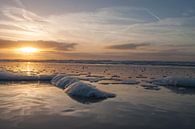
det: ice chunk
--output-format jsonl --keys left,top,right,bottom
{"left": 65, "top": 82, "right": 115, "bottom": 99}
{"left": 151, "top": 76, "right": 195, "bottom": 87}
{"left": 50, "top": 74, "right": 116, "bottom": 101}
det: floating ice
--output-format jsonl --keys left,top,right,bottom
{"left": 51, "top": 74, "right": 116, "bottom": 100}
{"left": 151, "top": 76, "right": 195, "bottom": 88}
{"left": 65, "top": 81, "right": 115, "bottom": 99}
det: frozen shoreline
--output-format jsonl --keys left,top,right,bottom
{"left": 0, "top": 62, "right": 195, "bottom": 129}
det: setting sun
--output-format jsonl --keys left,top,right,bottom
{"left": 18, "top": 47, "right": 39, "bottom": 53}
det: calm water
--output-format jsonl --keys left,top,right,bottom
{"left": 0, "top": 62, "right": 195, "bottom": 129}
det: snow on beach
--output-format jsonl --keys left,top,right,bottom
{"left": 0, "top": 71, "right": 116, "bottom": 100}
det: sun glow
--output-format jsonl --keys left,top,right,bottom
{"left": 18, "top": 47, "right": 39, "bottom": 53}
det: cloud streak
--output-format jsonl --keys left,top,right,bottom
{"left": 0, "top": 6, "right": 163, "bottom": 42}
{"left": 106, "top": 43, "right": 150, "bottom": 50}
{"left": 0, "top": 39, "right": 78, "bottom": 51}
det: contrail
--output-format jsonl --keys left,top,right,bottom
{"left": 13, "top": 0, "right": 25, "bottom": 8}
{"left": 145, "top": 9, "right": 161, "bottom": 22}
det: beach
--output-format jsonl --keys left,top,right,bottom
{"left": 0, "top": 61, "right": 195, "bottom": 129}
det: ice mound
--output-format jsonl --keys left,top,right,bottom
{"left": 65, "top": 82, "right": 115, "bottom": 98}
{"left": 0, "top": 71, "right": 53, "bottom": 81}
{"left": 151, "top": 76, "right": 195, "bottom": 88}
{"left": 51, "top": 74, "right": 116, "bottom": 100}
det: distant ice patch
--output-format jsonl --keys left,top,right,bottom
{"left": 141, "top": 83, "right": 161, "bottom": 90}
{"left": 120, "top": 80, "right": 140, "bottom": 84}
{"left": 0, "top": 71, "right": 53, "bottom": 81}
{"left": 78, "top": 76, "right": 103, "bottom": 83}
{"left": 100, "top": 79, "right": 140, "bottom": 85}
{"left": 151, "top": 76, "right": 195, "bottom": 88}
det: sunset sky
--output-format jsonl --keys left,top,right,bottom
{"left": 0, "top": 0, "right": 195, "bottom": 61}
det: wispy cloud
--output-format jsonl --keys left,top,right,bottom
{"left": 106, "top": 43, "right": 150, "bottom": 50}
{"left": 0, "top": 6, "right": 161, "bottom": 42}
{"left": 2, "top": 7, "right": 46, "bottom": 22}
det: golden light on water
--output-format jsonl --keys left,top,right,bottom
{"left": 18, "top": 47, "right": 39, "bottom": 54}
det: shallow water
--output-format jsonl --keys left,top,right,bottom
{"left": 0, "top": 62, "right": 195, "bottom": 129}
